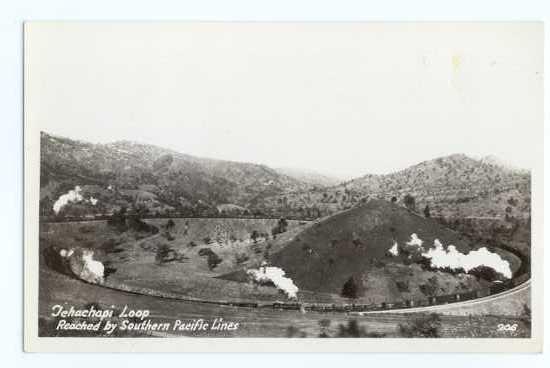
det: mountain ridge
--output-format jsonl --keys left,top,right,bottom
{"left": 39, "top": 131, "right": 313, "bottom": 217}
{"left": 40, "top": 132, "right": 530, "bottom": 227}
{"left": 251, "top": 152, "right": 530, "bottom": 221}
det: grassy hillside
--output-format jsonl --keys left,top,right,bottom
{"left": 253, "top": 154, "right": 530, "bottom": 221}
{"left": 274, "top": 167, "right": 344, "bottom": 188}
{"left": 269, "top": 200, "right": 521, "bottom": 304}
{"left": 40, "top": 203, "right": 522, "bottom": 306}
{"left": 40, "top": 132, "right": 312, "bottom": 218}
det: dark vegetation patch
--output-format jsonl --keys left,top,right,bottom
{"left": 418, "top": 276, "right": 439, "bottom": 297}
{"left": 155, "top": 243, "right": 188, "bottom": 264}
{"left": 341, "top": 276, "right": 360, "bottom": 299}
{"left": 395, "top": 280, "right": 410, "bottom": 293}
{"left": 198, "top": 248, "right": 223, "bottom": 270}
{"left": 468, "top": 265, "right": 505, "bottom": 282}
{"left": 335, "top": 320, "right": 386, "bottom": 338}
{"left": 398, "top": 313, "right": 442, "bottom": 338}
{"left": 107, "top": 207, "right": 159, "bottom": 235}
{"left": 234, "top": 252, "right": 250, "bottom": 265}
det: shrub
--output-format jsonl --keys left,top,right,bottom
{"left": 250, "top": 230, "right": 260, "bottom": 243}
{"left": 469, "top": 265, "right": 502, "bottom": 282}
{"left": 423, "top": 204, "right": 431, "bottom": 218}
{"left": 341, "top": 276, "right": 360, "bottom": 299}
{"left": 128, "top": 216, "right": 159, "bottom": 234}
{"left": 198, "top": 248, "right": 222, "bottom": 270}
{"left": 207, "top": 253, "right": 222, "bottom": 270}
{"left": 234, "top": 253, "right": 249, "bottom": 265}
{"left": 398, "top": 313, "right": 442, "bottom": 338}
{"left": 286, "top": 325, "right": 307, "bottom": 338}
{"left": 395, "top": 280, "right": 410, "bottom": 292}
{"left": 162, "top": 231, "right": 175, "bottom": 241}
{"left": 155, "top": 243, "right": 177, "bottom": 264}
{"left": 336, "top": 320, "right": 385, "bottom": 338}
{"left": 404, "top": 194, "right": 416, "bottom": 211}
{"left": 271, "top": 218, "right": 289, "bottom": 237}
{"left": 107, "top": 207, "right": 128, "bottom": 231}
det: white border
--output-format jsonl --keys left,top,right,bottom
{"left": 22, "top": 21, "right": 544, "bottom": 353}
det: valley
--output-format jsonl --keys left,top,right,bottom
{"left": 38, "top": 132, "right": 532, "bottom": 338}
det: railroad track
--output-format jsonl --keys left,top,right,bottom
{"left": 351, "top": 279, "right": 530, "bottom": 315}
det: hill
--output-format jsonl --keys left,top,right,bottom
{"left": 274, "top": 167, "right": 344, "bottom": 188}
{"left": 252, "top": 154, "right": 530, "bottom": 221}
{"left": 268, "top": 200, "right": 522, "bottom": 304}
{"left": 39, "top": 132, "right": 312, "bottom": 218}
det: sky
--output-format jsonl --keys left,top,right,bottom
{"left": 26, "top": 23, "right": 543, "bottom": 179}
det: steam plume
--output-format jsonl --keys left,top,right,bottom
{"left": 53, "top": 186, "right": 84, "bottom": 214}
{"left": 422, "top": 239, "right": 512, "bottom": 279}
{"left": 388, "top": 241, "right": 399, "bottom": 256}
{"left": 52, "top": 186, "right": 99, "bottom": 213}
{"left": 406, "top": 233, "right": 424, "bottom": 249}
{"left": 60, "top": 248, "right": 105, "bottom": 284}
{"left": 247, "top": 266, "right": 299, "bottom": 299}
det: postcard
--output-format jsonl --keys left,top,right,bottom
{"left": 24, "top": 22, "right": 543, "bottom": 352}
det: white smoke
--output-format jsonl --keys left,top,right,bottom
{"left": 406, "top": 233, "right": 424, "bottom": 249}
{"left": 422, "top": 239, "right": 512, "bottom": 279}
{"left": 52, "top": 186, "right": 100, "bottom": 214}
{"left": 53, "top": 186, "right": 84, "bottom": 214}
{"left": 388, "top": 241, "right": 399, "bottom": 256}
{"left": 80, "top": 250, "right": 105, "bottom": 283}
{"left": 247, "top": 266, "right": 299, "bottom": 299}
{"left": 59, "top": 249, "right": 74, "bottom": 258}
{"left": 61, "top": 248, "right": 105, "bottom": 284}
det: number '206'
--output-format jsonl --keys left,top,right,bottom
{"left": 497, "top": 323, "right": 518, "bottom": 332}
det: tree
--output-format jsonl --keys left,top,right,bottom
{"left": 318, "top": 319, "right": 332, "bottom": 338}
{"left": 341, "top": 276, "right": 360, "bottom": 299}
{"left": 404, "top": 194, "right": 416, "bottom": 211}
{"left": 272, "top": 218, "right": 289, "bottom": 237}
{"left": 423, "top": 204, "right": 431, "bottom": 218}
{"left": 251, "top": 230, "right": 260, "bottom": 243}
{"left": 155, "top": 243, "right": 176, "bottom": 264}
{"left": 107, "top": 206, "right": 128, "bottom": 231}
{"left": 198, "top": 248, "right": 223, "bottom": 270}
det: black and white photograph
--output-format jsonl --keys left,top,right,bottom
{"left": 23, "top": 22, "right": 543, "bottom": 352}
